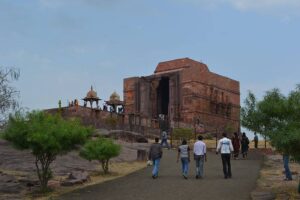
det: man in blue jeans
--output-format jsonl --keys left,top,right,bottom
{"left": 148, "top": 137, "right": 163, "bottom": 179}
{"left": 193, "top": 135, "right": 207, "bottom": 179}
{"left": 160, "top": 130, "right": 170, "bottom": 149}
{"left": 283, "top": 154, "right": 292, "bottom": 181}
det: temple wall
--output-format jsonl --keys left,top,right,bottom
{"left": 123, "top": 58, "right": 240, "bottom": 135}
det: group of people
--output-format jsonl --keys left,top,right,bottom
{"left": 231, "top": 132, "right": 252, "bottom": 159}
{"left": 148, "top": 132, "right": 238, "bottom": 180}
{"left": 148, "top": 135, "right": 208, "bottom": 179}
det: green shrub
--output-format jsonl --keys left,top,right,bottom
{"left": 203, "top": 133, "right": 214, "bottom": 140}
{"left": 172, "top": 128, "right": 193, "bottom": 140}
{"left": 80, "top": 138, "right": 121, "bottom": 174}
{"left": 105, "top": 116, "right": 118, "bottom": 130}
{"left": 3, "top": 111, "right": 92, "bottom": 191}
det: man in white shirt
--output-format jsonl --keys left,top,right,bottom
{"left": 193, "top": 135, "right": 207, "bottom": 179}
{"left": 216, "top": 132, "right": 234, "bottom": 179}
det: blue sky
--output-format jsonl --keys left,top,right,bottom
{"left": 1, "top": 0, "right": 300, "bottom": 113}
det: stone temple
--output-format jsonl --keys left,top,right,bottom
{"left": 123, "top": 58, "right": 240, "bottom": 134}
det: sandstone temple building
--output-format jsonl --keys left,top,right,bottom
{"left": 123, "top": 58, "right": 240, "bottom": 134}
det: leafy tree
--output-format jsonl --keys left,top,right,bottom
{"left": 0, "top": 67, "right": 20, "bottom": 125}
{"left": 241, "top": 91, "right": 271, "bottom": 148}
{"left": 80, "top": 138, "right": 121, "bottom": 174}
{"left": 3, "top": 111, "right": 92, "bottom": 191}
{"left": 241, "top": 86, "right": 300, "bottom": 160}
{"left": 242, "top": 86, "right": 300, "bottom": 193}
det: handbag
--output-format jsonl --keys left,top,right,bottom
{"left": 147, "top": 160, "right": 153, "bottom": 166}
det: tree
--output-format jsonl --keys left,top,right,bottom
{"left": 242, "top": 87, "right": 300, "bottom": 192}
{"left": 0, "top": 67, "right": 20, "bottom": 125}
{"left": 3, "top": 111, "right": 93, "bottom": 191}
{"left": 241, "top": 91, "right": 270, "bottom": 148}
{"left": 172, "top": 128, "right": 193, "bottom": 146}
{"left": 80, "top": 138, "right": 121, "bottom": 174}
{"left": 241, "top": 87, "right": 300, "bottom": 160}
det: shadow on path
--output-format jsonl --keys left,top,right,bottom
{"left": 58, "top": 149, "right": 263, "bottom": 200}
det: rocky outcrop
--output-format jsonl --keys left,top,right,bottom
{"left": 61, "top": 171, "right": 90, "bottom": 186}
{"left": 109, "top": 130, "right": 148, "bottom": 143}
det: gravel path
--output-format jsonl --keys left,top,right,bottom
{"left": 59, "top": 149, "right": 263, "bottom": 200}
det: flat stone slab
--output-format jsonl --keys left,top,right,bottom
{"left": 0, "top": 182, "right": 23, "bottom": 194}
{"left": 61, "top": 171, "right": 90, "bottom": 186}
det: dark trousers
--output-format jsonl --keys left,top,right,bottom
{"left": 221, "top": 154, "right": 232, "bottom": 178}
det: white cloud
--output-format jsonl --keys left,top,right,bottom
{"left": 175, "top": 0, "right": 300, "bottom": 15}
{"left": 228, "top": 0, "right": 300, "bottom": 11}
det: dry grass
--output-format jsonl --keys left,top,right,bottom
{"left": 25, "top": 161, "right": 147, "bottom": 200}
{"left": 0, "top": 168, "right": 28, "bottom": 177}
{"left": 256, "top": 154, "right": 300, "bottom": 199}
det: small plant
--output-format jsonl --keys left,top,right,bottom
{"left": 224, "top": 123, "right": 235, "bottom": 135}
{"left": 80, "top": 138, "right": 121, "bottom": 174}
{"left": 172, "top": 128, "right": 193, "bottom": 141}
{"left": 105, "top": 116, "right": 118, "bottom": 130}
{"left": 203, "top": 133, "right": 213, "bottom": 140}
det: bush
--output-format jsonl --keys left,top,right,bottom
{"left": 80, "top": 138, "right": 121, "bottom": 174}
{"left": 105, "top": 116, "right": 118, "bottom": 130}
{"left": 172, "top": 128, "right": 193, "bottom": 140}
{"left": 202, "top": 133, "right": 214, "bottom": 140}
{"left": 3, "top": 111, "right": 93, "bottom": 191}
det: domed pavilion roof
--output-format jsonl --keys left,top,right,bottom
{"left": 110, "top": 91, "right": 120, "bottom": 101}
{"left": 106, "top": 91, "right": 124, "bottom": 106}
{"left": 83, "top": 86, "right": 100, "bottom": 100}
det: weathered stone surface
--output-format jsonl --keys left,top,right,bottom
{"left": 0, "top": 182, "right": 23, "bottom": 193}
{"left": 0, "top": 194, "right": 23, "bottom": 200}
{"left": 109, "top": 130, "right": 148, "bottom": 143}
{"left": 61, "top": 171, "right": 90, "bottom": 187}
{"left": 61, "top": 179, "right": 84, "bottom": 186}
{"left": 18, "top": 177, "right": 39, "bottom": 187}
{"left": 276, "top": 192, "right": 290, "bottom": 200}
{"left": 69, "top": 171, "right": 90, "bottom": 182}
{"left": 0, "top": 173, "right": 16, "bottom": 183}
{"left": 136, "top": 137, "right": 148, "bottom": 143}
{"left": 124, "top": 58, "right": 240, "bottom": 134}
{"left": 0, "top": 139, "right": 97, "bottom": 176}
{"left": 137, "top": 150, "right": 147, "bottom": 161}
{"left": 0, "top": 138, "right": 148, "bottom": 198}
{"left": 251, "top": 191, "right": 276, "bottom": 200}
{"left": 93, "top": 128, "right": 110, "bottom": 137}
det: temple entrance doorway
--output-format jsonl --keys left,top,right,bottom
{"left": 157, "top": 77, "right": 170, "bottom": 117}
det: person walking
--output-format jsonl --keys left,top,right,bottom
{"left": 177, "top": 139, "right": 190, "bottom": 179}
{"left": 216, "top": 133, "right": 234, "bottom": 179}
{"left": 148, "top": 137, "right": 163, "bottom": 179}
{"left": 160, "top": 130, "right": 170, "bottom": 149}
{"left": 241, "top": 132, "right": 250, "bottom": 159}
{"left": 232, "top": 132, "right": 240, "bottom": 159}
{"left": 283, "top": 154, "right": 293, "bottom": 181}
{"left": 253, "top": 132, "right": 258, "bottom": 149}
{"left": 193, "top": 135, "right": 207, "bottom": 179}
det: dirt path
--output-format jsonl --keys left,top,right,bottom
{"left": 59, "top": 149, "right": 263, "bottom": 200}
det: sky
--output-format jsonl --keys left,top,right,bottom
{"left": 1, "top": 0, "right": 300, "bottom": 115}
